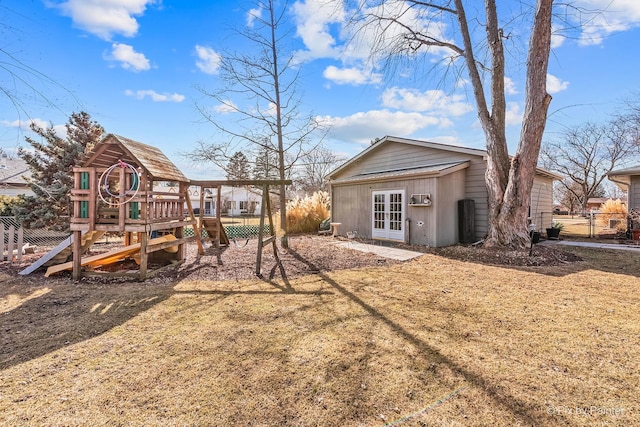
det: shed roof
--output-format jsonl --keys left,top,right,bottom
{"left": 328, "top": 135, "right": 562, "bottom": 181}
{"left": 330, "top": 161, "right": 470, "bottom": 185}
{"left": 81, "top": 134, "right": 188, "bottom": 182}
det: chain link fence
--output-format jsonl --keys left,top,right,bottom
{"left": 538, "top": 212, "right": 630, "bottom": 239}
{"left": 1, "top": 216, "right": 69, "bottom": 247}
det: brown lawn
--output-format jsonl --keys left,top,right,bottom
{"left": 0, "top": 237, "right": 638, "bottom": 426}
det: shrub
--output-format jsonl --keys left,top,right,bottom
{"left": 286, "top": 191, "right": 330, "bottom": 234}
{"left": 597, "top": 199, "right": 627, "bottom": 231}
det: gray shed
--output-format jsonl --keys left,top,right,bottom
{"left": 328, "top": 136, "right": 560, "bottom": 247}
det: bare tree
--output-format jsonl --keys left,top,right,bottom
{"left": 188, "top": 0, "right": 327, "bottom": 247}
{"left": 352, "top": 0, "right": 554, "bottom": 248}
{"left": 295, "top": 146, "right": 346, "bottom": 195}
{"left": 542, "top": 120, "right": 640, "bottom": 213}
{"left": 1, "top": 4, "right": 75, "bottom": 120}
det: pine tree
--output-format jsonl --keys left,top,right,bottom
{"left": 16, "top": 111, "right": 104, "bottom": 230}
{"left": 226, "top": 151, "right": 250, "bottom": 181}
{"left": 251, "top": 146, "right": 279, "bottom": 181}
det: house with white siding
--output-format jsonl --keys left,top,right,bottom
{"left": 328, "top": 136, "right": 560, "bottom": 247}
{"left": 0, "top": 153, "right": 34, "bottom": 198}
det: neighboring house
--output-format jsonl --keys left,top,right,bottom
{"left": 585, "top": 197, "right": 627, "bottom": 212}
{"left": 0, "top": 153, "right": 34, "bottom": 197}
{"left": 609, "top": 166, "right": 640, "bottom": 212}
{"left": 328, "top": 136, "right": 561, "bottom": 247}
{"left": 157, "top": 184, "right": 262, "bottom": 216}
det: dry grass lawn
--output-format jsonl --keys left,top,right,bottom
{"left": 1, "top": 242, "right": 639, "bottom": 426}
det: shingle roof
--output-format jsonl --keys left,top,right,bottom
{"left": 81, "top": 134, "right": 188, "bottom": 183}
{"left": 0, "top": 154, "right": 31, "bottom": 186}
{"left": 330, "top": 161, "right": 470, "bottom": 184}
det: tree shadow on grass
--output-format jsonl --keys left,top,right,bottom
{"left": 0, "top": 275, "right": 176, "bottom": 371}
{"left": 284, "top": 246, "right": 569, "bottom": 426}
{"left": 0, "top": 243, "right": 331, "bottom": 372}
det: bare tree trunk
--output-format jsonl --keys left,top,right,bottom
{"left": 458, "top": 0, "right": 553, "bottom": 248}
{"left": 484, "top": 0, "right": 553, "bottom": 248}
{"left": 266, "top": 0, "right": 289, "bottom": 249}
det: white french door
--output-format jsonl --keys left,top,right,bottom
{"left": 372, "top": 190, "right": 405, "bottom": 241}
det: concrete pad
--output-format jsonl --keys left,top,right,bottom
{"left": 331, "top": 240, "right": 424, "bottom": 261}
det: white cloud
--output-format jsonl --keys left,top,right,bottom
{"left": 505, "top": 102, "right": 523, "bottom": 126}
{"left": 551, "top": 24, "right": 566, "bottom": 49}
{"left": 105, "top": 43, "right": 151, "bottom": 71}
{"left": 323, "top": 65, "right": 382, "bottom": 86}
{"left": 292, "top": 0, "right": 345, "bottom": 61}
{"left": 247, "top": 7, "right": 263, "bottom": 27}
{"left": 381, "top": 87, "right": 473, "bottom": 117}
{"left": 546, "top": 73, "right": 569, "bottom": 94}
{"left": 214, "top": 101, "right": 238, "bottom": 114}
{"left": 317, "top": 109, "right": 449, "bottom": 144}
{"left": 124, "top": 89, "right": 185, "bottom": 102}
{"left": 195, "top": 45, "right": 221, "bottom": 75}
{"left": 504, "top": 77, "right": 518, "bottom": 95}
{"left": 569, "top": 0, "right": 640, "bottom": 45}
{"left": 52, "top": 0, "right": 156, "bottom": 40}
{"left": 1, "top": 119, "right": 66, "bottom": 136}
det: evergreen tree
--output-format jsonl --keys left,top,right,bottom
{"left": 226, "top": 151, "right": 250, "bottom": 181}
{"left": 16, "top": 111, "right": 104, "bottom": 230}
{"left": 251, "top": 146, "right": 279, "bottom": 181}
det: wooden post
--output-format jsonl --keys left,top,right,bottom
{"left": 72, "top": 230, "right": 82, "bottom": 280}
{"left": 118, "top": 165, "right": 126, "bottom": 231}
{"left": 184, "top": 184, "right": 204, "bottom": 255}
{"left": 256, "top": 184, "right": 278, "bottom": 275}
{"left": 256, "top": 186, "right": 267, "bottom": 275}
{"left": 216, "top": 186, "right": 222, "bottom": 249}
{"left": 139, "top": 231, "right": 149, "bottom": 280}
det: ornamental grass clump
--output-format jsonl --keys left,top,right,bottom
{"left": 597, "top": 198, "right": 627, "bottom": 231}
{"left": 286, "top": 191, "right": 330, "bottom": 234}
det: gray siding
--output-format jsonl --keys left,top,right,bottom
{"left": 463, "top": 158, "right": 488, "bottom": 240}
{"left": 333, "top": 142, "right": 477, "bottom": 178}
{"left": 530, "top": 176, "right": 554, "bottom": 230}
{"left": 434, "top": 169, "right": 466, "bottom": 246}
{"left": 630, "top": 176, "right": 640, "bottom": 210}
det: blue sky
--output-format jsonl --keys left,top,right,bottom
{"left": 2, "top": 0, "right": 640, "bottom": 179}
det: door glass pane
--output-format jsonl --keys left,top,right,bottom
{"left": 389, "top": 193, "right": 402, "bottom": 231}
{"left": 373, "top": 193, "right": 385, "bottom": 230}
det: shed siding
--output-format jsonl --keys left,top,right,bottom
{"left": 630, "top": 176, "right": 640, "bottom": 210}
{"left": 463, "top": 158, "right": 489, "bottom": 240}
{"left": 332, "top": 142, "right": 476, "bottom": 179}
{"left": 332, "top": 177, "right": 441, "bottom": 245}
{"left": 435, "top": 169, "right": 466, "bottom": 246}
{"left": 530, "top": 176, "right": 554, "bottom": 230}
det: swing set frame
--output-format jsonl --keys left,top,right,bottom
{"left": 187, "top": 179, "right": 291, "bottom": 275}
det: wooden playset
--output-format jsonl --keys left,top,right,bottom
{"left": 20, "top": 134, "right": 291, "bottom": 280}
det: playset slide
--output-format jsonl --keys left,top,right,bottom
{"left": 44, "top": 235, "right": 178, "bottom": 277}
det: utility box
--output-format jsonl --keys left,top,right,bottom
{"left": 458, "top": 198, "right": 475, "bottom": 244}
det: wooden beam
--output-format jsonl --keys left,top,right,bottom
{"left": 190, "top": 179, "right": 292, "bottom": 187}
{"left": 183, "top": 184, "right": 204, "bottom": 255}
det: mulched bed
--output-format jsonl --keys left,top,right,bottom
{"left": 427, "top": 243, "right": 583, "bottom": 267}
{"left": 1, "top": 235, "right": 583, "bottom": 284}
